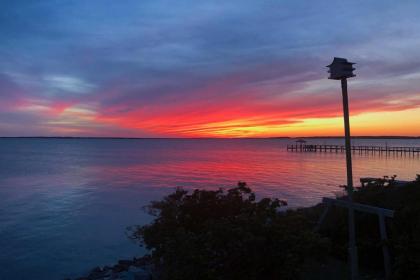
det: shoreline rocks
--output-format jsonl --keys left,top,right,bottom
{"left": 70, "top": 255, "right": 155, "bottom": 280}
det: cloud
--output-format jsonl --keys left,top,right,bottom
{"left": 1, "top": 1, "right": 420, "bottom": 136}
{"left": 43, "top": 75, "right": 96, "bottom": 94}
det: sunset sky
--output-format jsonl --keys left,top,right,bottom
{"left": 1, "top": 1, "right": 420, "bottom": 137}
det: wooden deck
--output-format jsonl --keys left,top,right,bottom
{"left": 287, "top": 144, "right": 420, "bottom": 155}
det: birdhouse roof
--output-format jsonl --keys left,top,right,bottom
{"left": 327, "top": 57, "right": 355, "bottom": 67}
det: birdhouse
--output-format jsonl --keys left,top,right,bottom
{"left": 327, "top": 57, "right": 356, "bottom": 80}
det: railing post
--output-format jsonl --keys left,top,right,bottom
{"left": 378, "top": 214, "right": 391, "bottom": 280}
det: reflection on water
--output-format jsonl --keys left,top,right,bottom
{"left": 0, "top": 138, "right": 419, "bottom": 279}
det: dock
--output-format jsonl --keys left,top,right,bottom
{"left": 287, "top": 144, "right": 420, "bottom": 156}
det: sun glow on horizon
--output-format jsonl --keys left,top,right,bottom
{"left": 88, "top": 107, "right": 420, "bottom": 138}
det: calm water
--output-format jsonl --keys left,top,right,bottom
{"left": 0, "top": 138, "right": 419, "bottom": 279}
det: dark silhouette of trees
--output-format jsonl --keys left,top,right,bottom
{"left": 130, "top": 182, "right": 328, "bottom": 280}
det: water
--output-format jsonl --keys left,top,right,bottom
{"left": 0, "top": 138, "right": 419, "bottom": 279}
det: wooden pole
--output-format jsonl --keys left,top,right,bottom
{"left": 341, "top": 78, "right": 359, "bottom": 279}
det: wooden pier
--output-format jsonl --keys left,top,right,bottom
{"left": 287, "top": 144, "right": 420, "bottom": 156}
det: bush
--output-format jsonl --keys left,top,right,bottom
{"left": 318, "top": 180, "right": 420, "bottom": 279}
{"left": 130, "top": 183, "right": 328, "bottom": 280}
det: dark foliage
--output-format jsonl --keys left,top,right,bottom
{"left": 319, "top": 180, "right": 420, "bottom": 279}
{"left": 131, "top": 183, "right": 328, "bottom": 280}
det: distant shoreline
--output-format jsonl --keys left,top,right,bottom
{"left": 1, "top": 136, "right": 420, "bottom": 140}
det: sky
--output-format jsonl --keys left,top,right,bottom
{"left": 1, "top": 0, "right": 420, "bottom": 137}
